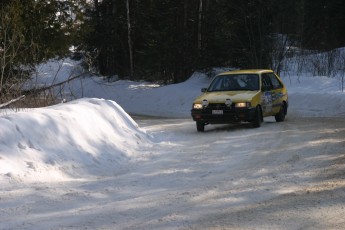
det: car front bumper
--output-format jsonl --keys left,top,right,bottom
{"left": 191, "top": 106, "right": 256, "bottom": 124}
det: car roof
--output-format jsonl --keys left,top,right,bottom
{"left": 218, "top": 69, "right": 274, "bottom": 75}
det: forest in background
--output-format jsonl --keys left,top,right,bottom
{"left": 1, "top": 0, "right": 345, "bottom": 104}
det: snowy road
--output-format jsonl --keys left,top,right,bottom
{"left": 2, "top": 116, "right": 345, "bottom": 230}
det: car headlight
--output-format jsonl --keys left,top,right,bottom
{"left": 193, "top": 103, "right": 203, "bottom": 109}
{"left": 235, "top": 102, "right": 251, "bottom": 108}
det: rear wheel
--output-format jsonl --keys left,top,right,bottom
{"left": 252, "top": 106, "right": 262, "bottom": 128}
{"left": 196, "top": 122, "right": 205, "bottom": 132}
{"left": 275, "top": 104, "right": 286, "bottom": 122}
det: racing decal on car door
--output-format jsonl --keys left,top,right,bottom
{"left": 271, "top": 92, "right": 285, "bottom": 109}
{"left": 262, "top": 91, "right": 273, "bottom": 113}
{"left": 272, "top": 92, "right": 283, "bottom": 102}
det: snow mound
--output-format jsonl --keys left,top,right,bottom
{"left": 0, "top": 98, "right": 152, "bottom": 184}
{"left": 283, "top": 75, "right": 345, "bottom": 117}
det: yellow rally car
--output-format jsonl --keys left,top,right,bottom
{"left": 191, "top": 69, "right": 288, "bottom": 132}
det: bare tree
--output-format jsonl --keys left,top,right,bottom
{"left": 198, "top": 0, "right": 203, "bottom": 51}
{"left": 0, "top": 1, "right": 26, "bottom": 102}
{"left": 126, "top": 0, "right": 134, "bottom": 80}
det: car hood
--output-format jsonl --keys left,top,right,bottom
{"left": 194, "top": 91, "right": 260, "bottom": 103}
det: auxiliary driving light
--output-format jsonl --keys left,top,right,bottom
{"left": 202, "top": 99, "right": 209, "bottom": 107}
{"left": 225, "top": 98, "right": 232, "bottom": 107}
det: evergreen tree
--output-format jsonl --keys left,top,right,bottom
{"left": 0, "top": 0, "right": 87, "bottom": 101}
{"left": 302, "top": 0, "right": 345, "bottom": 50}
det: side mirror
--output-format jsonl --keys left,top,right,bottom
{"left": 201, "top": 88, "right": 207, "bottom": 92}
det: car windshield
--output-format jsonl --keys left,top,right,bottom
{"left": 207, "top": 74, "right": 259, "bottom": 92}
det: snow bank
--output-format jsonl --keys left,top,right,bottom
{"left": 26, "top": 58, "right": 345, "bottom": 118}
{"left": 282, "top": 75, "right": 345, "bottom": 117}
{"left": 51, "top": 71, "right": 212, "bottom": 118}
{"left": 0, "top": 98, "right": 152, "bottom": 184}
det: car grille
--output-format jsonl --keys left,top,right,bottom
{"left": 205, "top": 103, "right": 234, "bottom": 110}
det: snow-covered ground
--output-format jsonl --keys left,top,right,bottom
{"left": 1, "top": 59, "right": 345, "bottom": 229}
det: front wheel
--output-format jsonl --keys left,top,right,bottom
{"left": 275, "top": 105, "right": 286, "bottom": 122}
{"left": 252, "top": 106, "right": 262, "bottom": 128}
{"left": 196, "top": 122, "right": 205, "bottom": 132}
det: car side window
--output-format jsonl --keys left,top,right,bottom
{"left": 262, "top": 74, "right": 273, "bottom": 91}
{"left": 268, "top": 73, "right": 283, "bottom": 89}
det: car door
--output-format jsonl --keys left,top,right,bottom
{"left": 261, "top": 74, "right": 274, "bottom": 116}
{"left": 268, "top": 73, "right": 285, "bottom": 114}
{"left": 262, "top": 73, "right": 285, "bottom": 115}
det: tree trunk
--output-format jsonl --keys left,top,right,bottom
{"left": 198, "top": 0, "right": 203, "bottom": 51}
{"left": 126, "top": 0, "right": 134, "bottom": 80}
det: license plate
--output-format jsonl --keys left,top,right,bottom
{"left": 212, "top": 110, "right": 223, "bottom": 115}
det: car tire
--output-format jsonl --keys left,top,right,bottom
{"left": 252, "top": 106, "right": 262, "bottom": 128}
{"left": 196, "top": 122, "right": 205, "bottom": 132}
{"left": 275, "top": 104, "right": 286, "bottom": 122}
